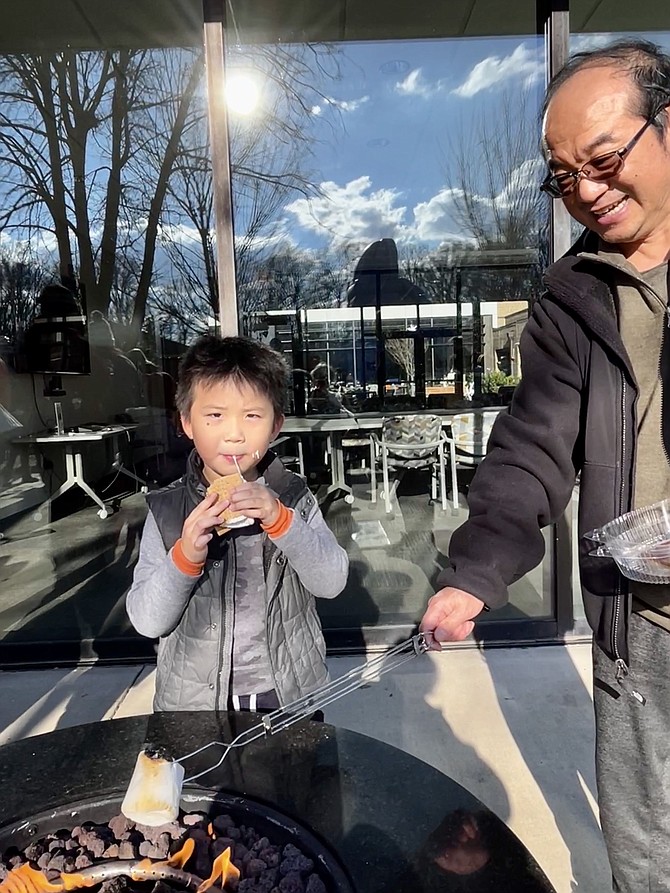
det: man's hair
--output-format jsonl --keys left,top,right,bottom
{"left": 176, "top": 334, "right": 287, "bottom": 420}
{"left": 543, "top": 38, "right": 670, "bottom": 136}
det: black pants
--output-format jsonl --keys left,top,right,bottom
{"left": 594, "top": 612, "right": 670, "bottom": 892}
{"left": 228, "top": 690, "right": 324, "bottom": 722}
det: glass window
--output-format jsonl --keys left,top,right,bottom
{"left": 0, "top": 5, "right": 211, "bottom": 662}
{"left": 228, "top": 14, "right": 553, "bottom": 645}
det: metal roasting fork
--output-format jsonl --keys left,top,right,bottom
{"left": 178, "top": 633, "right": 431, "bottom": 782}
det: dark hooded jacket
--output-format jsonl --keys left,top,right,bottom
{"left": 436, "top": 231, "right": 652, "bottom": 666}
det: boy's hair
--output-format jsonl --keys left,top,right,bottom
{"left": 176, "top": 335, "right": 288, "bottom": 421}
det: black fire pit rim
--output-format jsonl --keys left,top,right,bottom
{"left": 0, "top": 786, "right": 357, "bottom": 893}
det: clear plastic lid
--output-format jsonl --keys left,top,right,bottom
{"left": 584, "top": 499, "right": 670, "bottom": 584}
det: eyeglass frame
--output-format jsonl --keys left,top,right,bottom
{"left": 539, "top": 116, "right": 658, "bottom": 199}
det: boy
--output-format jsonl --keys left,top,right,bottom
{"left": 126, "top": 335, "right": 349, "bottom": 712}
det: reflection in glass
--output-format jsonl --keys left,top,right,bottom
{"left": 231, "top": 29, "right": 553, "bottom": 644}
{"left": 0, "top": 20, "right": 211, "bottom": 661}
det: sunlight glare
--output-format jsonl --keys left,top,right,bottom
{"left": 225, "top": 73, "right": 260, "bottom": 115}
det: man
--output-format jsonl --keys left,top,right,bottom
{"left": 420, "top": 39, "right": 670, "bottom": 891}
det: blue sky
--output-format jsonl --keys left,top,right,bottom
{"left": 228, "top": 31, "right": 670, "bottom": 257}
{"left": 247, "top": 36, "right": 546, "bottom": 252}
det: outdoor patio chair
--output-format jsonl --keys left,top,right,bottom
{"left": 370, "top": 414, "right": 458, "bottom": 514}
{"left": 271, "top": 434, "right": 305, "bottom": 477}
{"left": 445, "top": 409, "right": 503, "bottom": 468}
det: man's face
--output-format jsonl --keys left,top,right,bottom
{"left": 181, "top": 378, "right": 283, "bottom": 484}
{"left": 543, "top": 66, "right": 670, "bottom": 263}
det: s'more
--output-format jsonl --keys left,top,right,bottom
{"left": 207, "top": 471, "right": 254, "bottom": 534}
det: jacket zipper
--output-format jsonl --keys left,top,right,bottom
{"left": 612, "top": 375, "right": 646, "bottom": 705}
{"left": 661, "top": 306, "right": 670, "bottom": 466}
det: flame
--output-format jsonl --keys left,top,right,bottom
{"left": 0, "top": 864, "right": 64, "bottom": 893}
{"left": 207, "top": 823, "right": 214, "bottom": 839}
{"left": 196, "top": 848, "right": 240, "bottom": 892}
{"left": 166, "top": 839, "right": 195, "bottom": 869}
{"left": 0, "top": 838, "right": 239, "bottom": 893}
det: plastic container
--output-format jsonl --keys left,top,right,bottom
{"left": 585, "top": 499, "right": 670, "bottom": 584}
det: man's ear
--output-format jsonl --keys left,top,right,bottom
{"left": 180, "top": 414, "right": 193, "bottom": 441}
{"left": 272, "top": 413, "right": 285, "bottom": 441}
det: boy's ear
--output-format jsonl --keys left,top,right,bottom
{"left": 272, "top": 413, "right": 285, "bottom": 440}
{"left": 180, "top": 414, "right": 193, "bottom": 441}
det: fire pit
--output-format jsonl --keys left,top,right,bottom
{"left": 0, "top": 712, "right": 555, "bottom": 892}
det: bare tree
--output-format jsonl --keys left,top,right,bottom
{"left": 385, "top": 336, "right": 415, "bottom": 383}
{"left": 0, "top": 41, "right": 341, "bottom": 354}
{"left": 0, "top": 250, "right": 52, "bottom": 345}
{"left": 443, "top": 89, "right": 544, "bottom": 250}
{"left": 161, "top": 42, "right": 342, "bottom": 326}
{"left": 0, "top": 47, "right": 204, "bottom": 344}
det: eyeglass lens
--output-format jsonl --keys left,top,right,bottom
{"left": 548, "top": 153, "right": 624, "bottom": 196}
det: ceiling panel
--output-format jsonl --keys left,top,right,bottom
{"left": 570, "top": 0, "right": 670, "bottom": 32}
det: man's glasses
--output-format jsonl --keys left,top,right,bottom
{"left": 540, "top": 117, "right": 656, "bottom": 199}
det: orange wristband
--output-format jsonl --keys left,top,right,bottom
{"left": 261, "top": 500, "right": 293, "bottom": 538}
{"left": 172, "top": 538, "right": 205, "bottom": 576}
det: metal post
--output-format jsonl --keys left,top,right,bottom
{"left": 203, "top": 0, "right": 239, "bottom": 335}
{"left": 538, "top": 0, "right": 572, "bottom": 264}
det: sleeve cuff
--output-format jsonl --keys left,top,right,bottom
{"left": 262, "top": 500, "right": 294, "bottom": 538}
{"left": 171, "top": 538, "right": 205, "bottom": 576}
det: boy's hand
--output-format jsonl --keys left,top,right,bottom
{"left": 180, "top": 491, "right": 229, "bottom": 564}
{"left": 227, "top": 481, "right": 281, "bottom": 527}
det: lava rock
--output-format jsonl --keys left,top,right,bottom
{"left": 278, "top": 872, "right": 304, "bottom": 893}
{"left": 108, "top": 815, "right": 133, "bottom": 840}
{"left": 279, "top": 852, "right": 314, "bottom": 876}
{"left": 305, "top": 876, "right": 326, "bottom": 893}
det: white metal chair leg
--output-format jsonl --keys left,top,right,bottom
{"left": 369, "top": 438, "right": 377, "bottom": 502}
{"left": 382, "top": 450, "right": 391, "bottom": 514}
{"left": 439, "top": 450, "right": 447, "bottom": 512}
{"left": 297, "top": 438, "right": 305, "bottom": 478}
{"left": 448, "top": 439, "right": 459, "bottom": 511}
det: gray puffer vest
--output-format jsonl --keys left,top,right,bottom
{"left": 148, "top": 450, "right": 329, "bottom": 711}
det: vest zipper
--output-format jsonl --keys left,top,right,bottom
{"left": 612, "top": 374, "right": 645, "bottom": 705}
{"left": 216, "top": 542, "right": 234, "bottom": 710}
{"left": 264, "top": 563, "right": 288, "bottom": 701}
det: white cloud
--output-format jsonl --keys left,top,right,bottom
{"left": 495, "top": 159, "right": 544, "bottom": 209}
{"left": 285, "top": 176, "right": 409, "bottom": 244}
{"left": 395, "top": 68, "right": 437, "bottom": 98}
{"left": 284, "top": 161, "right": 541, "bottom": 248}
{"left": 452, "top": 44, "right": 543, "bottom": 98}
{"left": 158, "top": 222, "right": 204, "bottom": 246}
{"left": 337, "top": 95, "right": 370, "bottom": 112}
{"left": 323, "top": 95, "right": 370, "bottom": 113}
{"left": 570, "top": 33, "right": 615, "bottom": 54}
{"left": 412, "top": 188, "right": 467, "bottom": 241}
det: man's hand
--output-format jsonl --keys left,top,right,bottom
{"left": 420, "top": 587, "right": 486, "bottom": 650}
{"left": 227, "top": 481, "right": 280, "bottom": 527}
{"left": 180, "top": 492, "right": 225, "bottom": 564}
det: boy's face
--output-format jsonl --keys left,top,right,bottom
{"left": 181, "top": 378, "right": 283, "bottom": 483}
